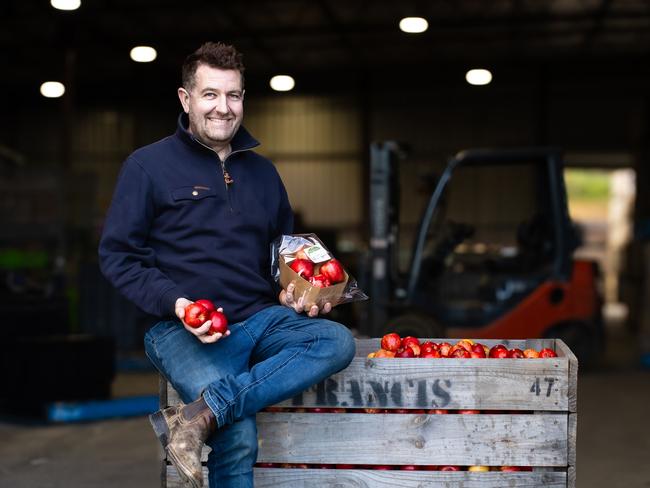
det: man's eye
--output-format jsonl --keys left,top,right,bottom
{"left": 204, "top": 93, "right": 216, "bottom": 99}
{"left": 229, "top": 94, "right": 241, "bottom": 101}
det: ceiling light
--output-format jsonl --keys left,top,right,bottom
{"left": 40, "top": 81, "right": 65, "bottom": 98}
{"left": 465, "top": 69, "right": 493, "bottom": 86}
{"left": 130, "top": 46, "right": 157, "bottom": 63}
{"left": 50, "top": 0, "right": 81, "bottom": 11}
{"left": 399, "top": 17, "right": 428, "bottom": 34}
{"left": 270, "top": 75, "right": 295, "bottom": 92}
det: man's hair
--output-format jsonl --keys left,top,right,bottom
{"left": 181, "top": 42, "right": 245, "bottom": 90}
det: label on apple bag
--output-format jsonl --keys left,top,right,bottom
{"left": 305, "top": 244, "right": 331, "bottom": 263}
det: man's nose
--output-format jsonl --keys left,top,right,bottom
{"left": 214, "top": 95, "right": 229, "bottom": 114}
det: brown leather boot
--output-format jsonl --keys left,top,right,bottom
{"left": 150, "top": 396, "right": 217, "bottom": 488}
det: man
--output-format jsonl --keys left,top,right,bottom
{"left": 99, "top": 42, "right": 355, "bottom": 488}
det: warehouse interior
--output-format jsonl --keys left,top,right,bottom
{"left": 1, "top": 1, "right": 650, "bottom": 487}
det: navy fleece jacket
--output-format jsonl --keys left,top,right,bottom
{"left": 98, "top": 113, "right": 293, "bottom": 324}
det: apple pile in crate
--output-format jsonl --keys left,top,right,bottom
{"left": 369, "top": 334, "right": 558, "bottom": 359}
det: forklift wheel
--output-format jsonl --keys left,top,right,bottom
{"left": 385, "top": 314, "right": 446, "bottom": 340}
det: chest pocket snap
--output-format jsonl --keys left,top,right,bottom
{"left": 171, "top": 186, "right": 218, "bottom": 202}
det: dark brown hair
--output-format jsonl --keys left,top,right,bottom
{"left": 181, "top": 42, "right": 245, "bottom": 90}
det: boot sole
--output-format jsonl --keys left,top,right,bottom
{"left": 167, "top": 445, "right": 202, "bottom": 488}
{"left": 149, "top": 410, "right": 170, "bottom": 448}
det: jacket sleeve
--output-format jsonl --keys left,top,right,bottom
{"left": 98, "top": 157, "right": 186, "bottom": 317}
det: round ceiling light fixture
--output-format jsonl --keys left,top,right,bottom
{"left": 51, "top": 0, "right": 81, "bottom": 11}
{"left": 465, "top": 69, "right": 493, "bottom": 86}
{"left": 130, "top": 46, "right": 157, "bottom": 63}
{"left": 40, "top": 81, "right": 66, "bottom": 98}
{"left": 399, "top": 17, "right": 428, "bottom": 34}
{"left": 270, "top": 75, "right": 295, "bottom": 92}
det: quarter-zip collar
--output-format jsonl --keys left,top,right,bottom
{"left": 175, "top": 112, "right": 260, "bottom": 158}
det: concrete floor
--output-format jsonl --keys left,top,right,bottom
{"left": 1, "top": 319, "right": 649, "bottom": 488}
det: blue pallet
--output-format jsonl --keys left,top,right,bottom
{"left": 47, "top": 395, "right": 159, "bottom": 423}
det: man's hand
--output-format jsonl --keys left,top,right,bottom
{"left": 279, "top": 281, "right": 332, "bottom": 317}
{"left": 175, "top": 298, "right": 231, "bottom": 344}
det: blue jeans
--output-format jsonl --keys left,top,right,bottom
{"left": 144, "top": 305, "right": 356, "bottom": 488}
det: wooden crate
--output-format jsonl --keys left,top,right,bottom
{"left": 161, "top": 338, "right": 577, "bottom": 487}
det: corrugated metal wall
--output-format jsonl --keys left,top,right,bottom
{"left": 246, "top": 96, "right": 363, "bottom": 232}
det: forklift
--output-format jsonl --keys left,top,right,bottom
{"left": 364, "top": 142, "right": 603, "bottom": 366}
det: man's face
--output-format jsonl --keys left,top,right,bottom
{"left": 178, "top": 64, "right": 244, "bottom": 149}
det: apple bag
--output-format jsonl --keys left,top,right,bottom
{"left": 271, "top": 234, "right": 368, "bottom": 309}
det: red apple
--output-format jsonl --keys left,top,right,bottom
{"left": 335, "top": 464, "right": 355, "bottom": 469}
{"left": 372, "top": 465, "right": 393, "bottom": 470}
{"left": 470, "top": 343, "right": 487, "bottom": 357}
{"left": 523, "top": 348, "right": 540, "bottom": 358}
{"left": 420, "top": 341, "right": 437, "bottom": 354}
{"left": 427, "top": 409, "right": 448, "bottom": 414}
{"left": 457, "top": 409, "right": 480, "bottom": 414}
{"left": 421, "top": 350, "right": 442, "bottom": 358}
{"left": 507, "top": 348, "right": 525, "bottom": 359}
{"left": 440, "top": 466, "right": 461, "bottom": 471}
{"left": 395, "top": 347, "right": 416, "bottom": 358}
{"left": 309, "top": 274, "right": 331, "bottom": 288}
{"left": 400, "top": 465, "right": 419, "bottom": 470}
{"left": 401, "top": 336, "right": 421, "bottom": 349}
{"left": 184, "top": 302, "right": 209, "bottom": 328}
{"left": 438, "top": 342, "right": 452, "bottom": 357}
{"left": 489, "top": 344, "right": 509, "bottom": 358}
{"left": 374, "top": 349, "right": 396, "bottom": 358}
{"left": 289, "top": 258, "right": 314, "bottom": 279}
{"left": 208, "top": 310, "right": 228, "bottom": 335}
{"left": 450, "top": 347, "right": 471, "bottom": 358}
{"left": 539, "top": 348, "right": 558, "bottom": 358}
{"left": 381, "top": 333, "right": 402, "bottom": 352}
{"left": 456, "top": 339, "right": 474, "bottom": 352}
{"left": 406, "top": 343, "right": 421, "bottom": 356}
{"left": 499, "top": 466, "right": 522, "bottom": 471}
{"left": 194, "top": 299, "right": 215, "bottom": 313}
{"left": 319, "top": 259, "right": 345, "bottom": 283}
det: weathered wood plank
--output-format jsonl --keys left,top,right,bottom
{"left": 568, "top": 412, "right": 577, "bottom": 468}
{"left": 255, "top": 412, "right": 568, "bottom": 466}
{"left": 166, "top": 467, "right": 568, "bottom": 488}
{"left": 568, "top": 465, "right": 576, "bottom": 488}
{"left": 556, "top": 339, "right": 578, "bottom": 413}
{"left": 166, "top": 356, "right": 570, "bottom": 411}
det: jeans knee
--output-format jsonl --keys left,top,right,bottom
{"left": 325, "top": 323, "right": 356, "bottom": 372}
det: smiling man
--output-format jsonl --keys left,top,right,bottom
{"left": 98, "top": 42, "right": 355, "bottom": 488}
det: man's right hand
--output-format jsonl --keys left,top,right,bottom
{"left": 175, "top": 297, "right": 231, "bottom": 344}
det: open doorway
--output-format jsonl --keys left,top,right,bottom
{"left": 564, "top": 167, "right": 636, "bottom": 316}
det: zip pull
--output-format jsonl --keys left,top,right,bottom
{"left": 223, "top": 170, "right": 234, "bottom": 185}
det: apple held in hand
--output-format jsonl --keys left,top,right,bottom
{"left": 319, "top": 258, "right": 345, "bottom": 284}
{"left": 208, "top": 310, "right": 229, "bottom": 335}
{"left": 184, "top": 302, "right": 209, "bottom": 328}
{"left": 289, "top": 258, "right": 314, "bottom": 279}
{"left": 195, "top": 299, "right": 215, "bottom": 313}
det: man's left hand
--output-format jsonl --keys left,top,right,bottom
{"left": 279, "top": 281, "right": 332, "bottom": 317}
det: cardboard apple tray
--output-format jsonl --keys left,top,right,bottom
{"left": 278, "top": 256, "right": 349, "bottom": 308}
{"left": 162, "top": 337, "right": 578, "bottom": 488}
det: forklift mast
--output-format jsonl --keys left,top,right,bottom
{"left": 367, "top": 142, "right": 404, "bottom": 336}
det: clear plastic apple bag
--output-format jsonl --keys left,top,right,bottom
{"left": 271, "top": 233, "right": 368, "bottom": 308}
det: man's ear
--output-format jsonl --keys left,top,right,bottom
{"left": 241, "top": 89, "right": 245, "bottom": 101}
{"left": 178, "top": 87, "right": 190, "bottom": 113}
